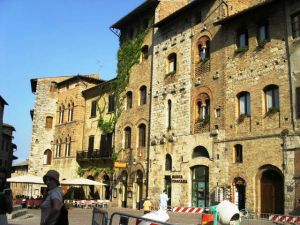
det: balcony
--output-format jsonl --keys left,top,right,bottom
{"left": 76, "top": 149, "right": 113, "bottom": 162}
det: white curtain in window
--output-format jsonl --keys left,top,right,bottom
{"left": 259, "top": 25, "right": 266, "bottom": 41}
{"left": 43, "top": 154, "right": 47, "bottom": 165}
{"left": 239, "top": 96, "right": 245, "bottom": 114}
{"left": 169, "top": 60, "right": 174, "bottom": 72}
{"left": 200, "top": 48, "right": 206, "bottom": 61}
{"left": 239, "top": 33, "right": 246, "bottom": 48}
{"left": 266, "top": 89, "right": 273, "bottom": 109}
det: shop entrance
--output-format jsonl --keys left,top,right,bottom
{"left": 165, "top": 176, "right": 172, "bottom": 209}
{"left": 191, "top": 165, "right": 209, "bottom": 207}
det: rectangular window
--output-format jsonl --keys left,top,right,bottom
{"left": 296, "top": 87, "right": 300, "bottom": 119}
{"left": 108, "top": 95, "right": 115, "bottom": 113}
{"left": 257, "top": 23, "right": 268, "bottom": 42}
{"left": 45, "top": 116, "right": 53, "bottom": 128}
{"left": 291, "top": 12, "right": 300, "bottom": 38}
{"left": 100, "top": 133, "right": 113, "bottom": 153}
{"left": 237, "top": 30, "right": 248, "bottom": 48}
{"left": 91, "top": 100, "right": 97, "bottom": 118}
{"left": 88, "top": 136, "right": 94, "bottom": 152}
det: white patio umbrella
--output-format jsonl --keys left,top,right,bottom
{"left": 7, "top": 174, "right": 44, "bottom": 197}
{"left": 7, "top": 174, "right": 44, "bottom": 184}
{"left": 61, "top": 178, "right": 107, "bottom": 186}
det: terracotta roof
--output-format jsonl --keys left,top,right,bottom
{"left": 13, "top": 160, "right": 29, "bottom": 167}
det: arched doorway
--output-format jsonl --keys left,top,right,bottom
{"left": 136, "top": 170, "right": 143, "bottom": 209}
{"left": 257, "top": 165, "right": 284, "bottom": 214}
{"left": 121, "top": 171, "right": 128, "bottom": 208}
{"left": 233, "top": 177, "right": 246, "bottom": 210}
{"left": 191, "top": 165, "right": 209, "bottom": 207}
{"left": 103, "top": 174, "right": 110, "bottom": 200}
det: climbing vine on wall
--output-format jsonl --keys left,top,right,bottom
{"left": 97, "top": 25, "right": 151, "bottom": 133}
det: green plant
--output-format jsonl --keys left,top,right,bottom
{"left": 266, "top": 107, "right": 279, "bottom": 116}
{"left": 77, "top": 166, "right": 86, "bottom": 177}
{"left": 257, "top": 39, "right": 268, "bottom": 48}
{"left": 237, "top": 114, "right": 250, "bottom": 124}
{"left": 235, "top": 46, "right": 249, "bottom": 54}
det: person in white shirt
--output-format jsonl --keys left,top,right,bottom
{"left": 159, "top": 189, "right": 169, "bottom": 211}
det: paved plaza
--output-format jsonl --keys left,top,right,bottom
{"left": 8, "top": 207, "right": 274, "bottom": 225}
{"left": 8, "top": 207, "right": 202, "bottom": 225}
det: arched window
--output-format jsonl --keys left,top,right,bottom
{"left": 235, "top": 144, "right": 243, "bottom": 163}
{"left": 264, "top": 85, "right": 279, "bottom": 113}
{"left": 126, "top": 91, "right": 133, "bottom": 109}
{"left": 165, "top": 154, "right": 172, "bottom": 171}
{"left": 138, "top": 124, "right": 146, "bottom": 148}
{"left": 124, "top": 127, "right": 131, "bottom": 149}
{"left": 65, "top": 136, "right": 71, "bottom": 157}
{"left": 59, "top": 105, "right": 64, "bottom": 124}
{"left": 68, "top": 102, "right": 74, "bottom": 122}
{"left": 141, "top": 45, "right": 149, "bottom": 62}
{"left": 196, "top": 93, "right": 210, "bottom": 123}
{"left": 43, "top": 149, "right": 52, "bottom": 165}
{"left": 237, "top": 92, "right": 251, "bottom": 115}
{"left": 45, "top": 116, "right": 53, "bottom": 128}
{"left": 168, "top": 100, "right": 172, "bottom": 130}
{"left": 167, "top": 53, "right": 177, "bottom": 74}
{"left": 192, "top": 146, "right": 210, "bottom": 158}
{"left": 140, "top": 86, "right": 147, "bottom": 105}
{"left": 198, "top": 36, "right": 210, "bottom": 61}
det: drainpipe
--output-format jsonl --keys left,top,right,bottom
{"left": 146, "top": 26, "right": 155, "bottom": 197}
{"left": 283, "top": 0, "right": 295, "bottom": 130}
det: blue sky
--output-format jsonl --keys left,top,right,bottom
{"left": 0, "top": 0, "right": 144, "bottom": 163}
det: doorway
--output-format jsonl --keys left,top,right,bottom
{"left": 191, "top": 165, "right": 209, "bottom": 207}
{"left": 165, "top": 176, "right": 172, "bottom": 209}
{"left": 233, "top": 177, "right": 246, "bottom": 210}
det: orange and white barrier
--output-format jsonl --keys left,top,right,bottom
{"left": 172, "top": 207, "right": 204, "bottom": 213}
{"left": 269, "top": 214, "right": 300, "bottom": 224}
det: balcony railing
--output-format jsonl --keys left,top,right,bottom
{"left": 76, "top": 149, "right": 113, "bottom": 161}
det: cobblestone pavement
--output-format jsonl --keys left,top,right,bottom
{"left": 8, "top": 207, "right": 273, "bottom": 225}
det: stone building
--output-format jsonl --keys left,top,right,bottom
{"left": 10, "top": 160, "right": 29, "bottom": 197}
{"left": 109, "top": 0, "right": 190, "bottom": 209}
{"left": 285, "top": 0, "right": 300, "bottom": 212}
{"left": 148, "top": 0, "right": 299, "bottom": 214}
{"left": 0, "top": 96, "right": 17, "bottom": 174}
{"left": 79, "top": 80, "right": 115, "bottom": 200}
{"left": 29, "top": 75, "right": 100, "bottom": 181}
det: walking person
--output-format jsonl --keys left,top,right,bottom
{"left": 0, "top": 167, "right": 13, "bottom": 225}
{"left": 159, "top": 189, "right": 169, "bottom": 211}
{"left": 40, "top": 170, "right": 63, "bottom": 225}
{"left": 143, "top": 196, "right": 152, "bottom": 214}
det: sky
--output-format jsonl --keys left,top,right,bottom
{"left": 0, "top": 0, "right": 144, "bottom": 163}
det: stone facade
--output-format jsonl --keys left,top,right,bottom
{"left": 149, "top": 0, "right": 299, "bottom": 214}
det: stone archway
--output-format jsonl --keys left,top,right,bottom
{"left": 256, "top": 165, "right": 284, "bottom": 214}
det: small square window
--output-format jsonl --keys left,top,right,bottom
{"left": 291, "top": 12, "right": 300, "bottom": 38}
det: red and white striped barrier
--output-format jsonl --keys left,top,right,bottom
{"left": 172, "top": 207, "right": 204, "bottom": 214}
{"left": 269, "top": 214, "right": 300, "bottom": 224}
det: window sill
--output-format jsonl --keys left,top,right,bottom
{"left": 166, "top": 71, "right": 176, "bottom": 76}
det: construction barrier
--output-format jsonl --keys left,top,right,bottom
{"left": 269, "top": 214, "right": 300, "bottom": 224}
{"left": 172, "top": 207, "right": 204, "bottom": 214}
